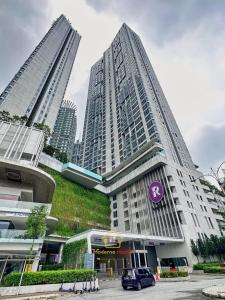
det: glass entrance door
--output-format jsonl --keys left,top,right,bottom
{"left": 131, "top": 252, "right": 147, "bottom": 268}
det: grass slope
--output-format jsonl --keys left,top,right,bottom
{"left": 40, "top": 166, "right": 111, "bottom": 237}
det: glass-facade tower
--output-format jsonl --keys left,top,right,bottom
{"left": 81, "top": 24, "right": 194, "bottom": 175}
{"left": 0, "top": 15, "right": 81, "bottom": 131}
{"left": 50, "top": 100, "right": 77, "bottom": 161}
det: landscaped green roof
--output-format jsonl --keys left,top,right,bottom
{"left": 40, "top": 166, "right": 111, "bottom": 237}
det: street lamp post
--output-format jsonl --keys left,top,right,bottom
{"left": 191, "top": 161, "right": 225, "bottom": 196}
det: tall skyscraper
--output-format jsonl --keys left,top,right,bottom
{"left": 0, "top": 15, "right": 81, "bottom": 131}
{"left": 82, "top": 23, "right": 194, "bottom": 175}
{"left": 72, "top": 140, "right": 82, "bottom": 166}
{"left": 81, "top": 24, "right": 224, "bottom": 266}
{"left": 50, "top": 100, "right": 77, "bottom": 161}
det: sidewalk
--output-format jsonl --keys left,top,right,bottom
{"left": 0, "top": 292, "right": 69, "bottom": 300}
{"left": 202, "top": 283, "right": 225, "bottom": 299}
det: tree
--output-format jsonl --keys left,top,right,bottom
{"left": 54, "top": 149, "right": 68, "bottom": 163}
{"left": 33, "top": 123, "right": 51, "bottom": 146}
{"left": 43, "top": 144, "right": 55, "bottom": 156}
{"left": 0, "top": 111, "right": 28, "bottom": 125}
{"left": 200, "top": 179, "right": 224, "bottom": 197}
{"left": 43, "top": 145, "right": 68, "bottom": 163}
{"left": 12, "top": 114, "right": 28, "bottom": 125}
{"left": 0, "top": 110, "right": 12, "bottom": 122}
{"left": 24, "top": 205, "right": 48, "bottom": 254}
{"left": 218, "top": 236, "right": 225, "bottom": 261}
{"left": 191, "top": 239, "right": 200, "bottom": 263}
{"left": 205, "top": 236, "right": 214, "bottom": 261}
{"left": 210, "top": 234, "right": 220, "bottom": 259}
{"left": 197, "top": 238, "right": 207, "bottom": 262}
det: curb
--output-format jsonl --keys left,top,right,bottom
{"left": 99, "top": 278, "right": 120, "bottom": 282}
{"left": 202, "top": 291, "right": 225, "bottom": 299}
{"left": 0, "top": 293, "right": 67, "bottom": 300}
{"left": 158, "top": 276, "right": 190, "bottom": 282}
{"left": 202, "top": 285, "right": 225, "bottom": 299}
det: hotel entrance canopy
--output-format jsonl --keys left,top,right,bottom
{"left": 67, "top": 229, "right": 184, "bottom": 253}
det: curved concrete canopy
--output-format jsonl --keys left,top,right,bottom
{"left": 0, "top": 158, "right": 55, "bottom": 203}
{"left": 0, "top": 213, "right": 58, "bottom": 234}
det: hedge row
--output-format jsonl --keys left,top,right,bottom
{"left": 3, "top": 269, "right": 95, "bottom": 287}
{"left": 41, "top": 263, "right": 64, "bottom": 271}
{"left": 203, "top": 267, "right": 225, "bottom": 274}
{"left": 193, "top": 262, "right": 219, "bottom": 270}
{"left": 160, "top": 271, "right": 188, "bottom": 278}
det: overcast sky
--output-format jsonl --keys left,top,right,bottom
{"left": 0, "top": 0, "right": 225, "bottom": 174}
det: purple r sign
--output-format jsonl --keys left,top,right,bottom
{"left": 148, "top": 181, "right": 164, "bottom": 203}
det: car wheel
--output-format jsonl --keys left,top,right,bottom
{"left": 151, "top": 278, "right": 156, "bottom": 286}
{"left": 137, "top": 282, "right": 142, "bottom": 290}
{"left": 123, "top": 285, "right": 128, "bottom": 290}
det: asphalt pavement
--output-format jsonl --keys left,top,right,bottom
{"left": 60, "top": 274, "right": 225, "bottom": 300}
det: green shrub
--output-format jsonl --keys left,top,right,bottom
{"left": 160, "top": 271, "right": 188, "bottom": 278}
{"left": 3, "top": 269, "right": 95, "bottom": 286}
{"left": 193, "top": 262, "right": 219, "bottom": 270}
{"left": 203, "top": 267, "right": 225, "bottom": 274}
{"left": 41, "top": 263, "right": 64, "bottom": 271}
{"left": 62, "top": 239, "right": 87, "bottom": 269}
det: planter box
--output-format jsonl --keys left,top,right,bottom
{"left": 159, "top": 276, "right": 190, "bottom": 282}
{"left": 0, "top": 279, "right": 99, "bottom": 296}
{"left": 192, "top": 270, "right": 204, "bottom": 275}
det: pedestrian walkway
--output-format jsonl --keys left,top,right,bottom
{"left": 202, "top": 283, "right": 225, "bottom": 299}
{"left": 0, "top": 292, "right": 66, "bottom": 300}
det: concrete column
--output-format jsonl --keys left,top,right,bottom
{"left": 132, "top": 241, "right": 136, "bottom": 268}
{"left": 137, "top": 253, "right": 141, "bottom": 268}
{"left": 87, "top": 235, "right": 92, "bottom": 253}
{"left": 143, "top": 240, "right": 147, "bottom": 267}
{"left": 58, "top": 243, "right": 64, "bottom": 263}
{"left": 32, "top": 249, "right": 41, "bottom": 272}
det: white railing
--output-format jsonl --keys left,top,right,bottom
{"left": 0, "top": 230, "right": 43, "bottom": 243}
{"left": 0, "top": 229, "right": 25, "bottom": 239}
{"left": 0, "top": 199, "right": 51, "bottom": 213}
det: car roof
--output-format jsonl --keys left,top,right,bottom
{"left": 123, "top": 267, "right": 150, "bottom": 270}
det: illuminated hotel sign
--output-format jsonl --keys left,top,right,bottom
{"left": 102, "top": 235, "right": 122, "bottom": 248}
{"left": 148, "top": 180, "right": 164, "bottom": 203}
{"left": 92, "top": 249, "right": 131, "bottom": 255}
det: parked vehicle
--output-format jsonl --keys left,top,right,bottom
{"left": 121, "top": 267, "right": 155, "bottom": 290}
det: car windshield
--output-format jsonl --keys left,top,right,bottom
{"left": 123, "top": 269, "right": 133, "bottom": 276}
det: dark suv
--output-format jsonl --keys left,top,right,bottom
{"left": 121, "top": 267, "right": 155, "bottom": 290}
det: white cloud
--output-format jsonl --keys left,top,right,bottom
{"left": 1, "top": 0, "right": 225, "bottom": 172}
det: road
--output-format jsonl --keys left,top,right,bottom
{"left": 61, "top": 274, "right": 225, "bottom": 300}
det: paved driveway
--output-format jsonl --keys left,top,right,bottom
{"left": 61, "top": 274, "right": 225, "bottom": 300}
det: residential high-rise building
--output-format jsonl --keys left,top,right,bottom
{"left": 82, "top": 24, "right": 194, "bottom": 175}
{"left": 50, "top": 100, "right": 77, "bottom": 161}
{"left": 81, "top": 24, "right": 224, "bottom": 268}
{"left": 0, "top": 15, "right": 81, "bottom": 131}
{"left": 72, "top": 140, "right": 82, "bottom": 166}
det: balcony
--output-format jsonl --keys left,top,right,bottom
{"left": 0, "top": 199, "right": 57, "bottom": 234}
{"left": 0, "top": 229, "right": 43, "bottom": 251}
{"left": 0, "top": 199, "right": 51, "bottom": 214}
{"left": 0, "top": 159, "right": 55, "bottom": 204}
{"left": 0, "top": 229, "right": 25, "bottom": 239}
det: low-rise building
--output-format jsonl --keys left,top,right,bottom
{"left": 0, "top": 121, "right": 57, "bottom": 273}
